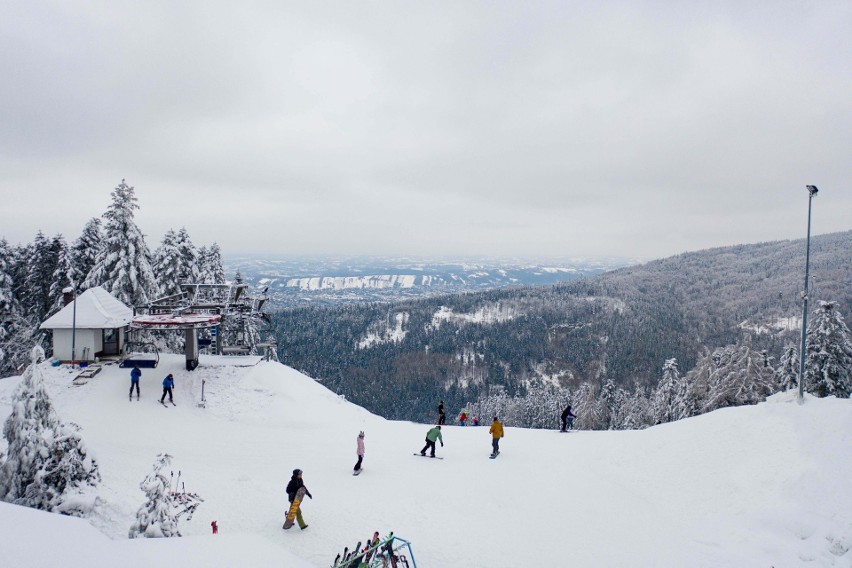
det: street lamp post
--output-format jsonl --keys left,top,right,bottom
{"left": 797, "top": 185, "right": 818, "bottom": 403}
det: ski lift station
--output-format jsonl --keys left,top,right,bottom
{"left": 40, "top": 283, "right": 271, "bottom": 371}
{"left": 126, "top": 282, "right": 270, "bottom": 370}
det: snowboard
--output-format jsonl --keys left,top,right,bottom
{"left": 353, "top": 468, "right": 363, "bottom": 476}
{"left": 413, "top": 453, "right": 444, "bottom": 459}
{"left": 283, "top": 486, "right": 306, "bottom": 529}
{"left": 489, "top": 451, "right": 500, "bottom": 459}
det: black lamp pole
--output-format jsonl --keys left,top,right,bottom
{"left": 797, "top": 185, "right": 818, "bottom": 403}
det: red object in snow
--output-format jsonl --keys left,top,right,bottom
{"left": 211, "top": 520, "right": 218, "bottom": 534}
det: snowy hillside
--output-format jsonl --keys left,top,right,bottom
{"left": 0, "top": 355, "right": 850, "bottom": 567}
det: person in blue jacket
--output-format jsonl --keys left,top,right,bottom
{"left": 160, "top": 373, "right": 175, "bottom": 404}
{"left": 129, "top": 365, "right": 141, "bottom": 400}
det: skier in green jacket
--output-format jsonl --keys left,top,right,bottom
{"left": 419, "top": 426, "right": 444, "bottom": 458}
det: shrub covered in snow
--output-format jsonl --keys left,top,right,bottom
{"left": 0, "top": 346, "right": 100, "bottom": 515}
{"left": 129, "top": 454, "right": 203, "bottom": 539}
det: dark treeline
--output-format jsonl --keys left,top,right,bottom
{"left": 270, "top": 231, "right": 852, "bottom": 423}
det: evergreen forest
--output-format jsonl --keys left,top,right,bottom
{"left": 270, "top": 231, "right": 852, "bottom": 426}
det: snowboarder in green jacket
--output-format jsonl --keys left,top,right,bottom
{"left": 420, "top": 426, "right": 443, "bottom": 457}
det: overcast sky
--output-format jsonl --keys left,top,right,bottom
{"left": 1, "top": 1, "right": 850, "bottom": 261}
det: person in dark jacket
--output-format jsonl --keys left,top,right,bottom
{"left": 561, "top": 404, "right": 577, "bottom": 432}
{"left": 437, "top": 401, "right": 446, "bottom": 425}
{"left": 160, "top": 373, "right": 175, "bottom": 404}
{"left": 285, "top": 469, "right": 313, "bottom": 529}
{"left": 129, "top": 365, "right": 141, "bottom": 400}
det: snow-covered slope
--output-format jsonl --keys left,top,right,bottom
{"left": 0, "top": 355, "right": 850, "bottom": 567}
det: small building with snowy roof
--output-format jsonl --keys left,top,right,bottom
{"left": 39, "top": 286, "right": 133, "bottom": 362}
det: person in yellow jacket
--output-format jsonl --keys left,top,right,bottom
{"left": 489, "top": 417, "right": 504, "bottom": 457}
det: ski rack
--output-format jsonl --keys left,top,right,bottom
{"left": 331, "top": 534, "right": 417, "bottom": 568}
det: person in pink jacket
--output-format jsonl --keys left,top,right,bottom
{"left": 354, "top": 431, "right": 365, "bottom": 474}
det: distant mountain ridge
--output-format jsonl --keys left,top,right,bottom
{"left": 223, "top": 255, "right": 633, "bottom": 308}
{"left": 270, "top": 231, "right": 852, "bottom": 422}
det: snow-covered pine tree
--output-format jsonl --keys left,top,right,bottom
{"left": 70, "top": 218, "right": 102, "bottom": 286}
{"left": 607, "top": 386, "right": 631, "bottom": 430}
{"left": 23, "top": 231, "right": 56, "bottom": 325}
{"left": 573, "top": 382, "right": 601, "bottom": 430}
{"left": 0, "top": 346, "right": 61, "bottom": 505}
{"left": 196, "top": 246, "right": 210, "bottom": 284}
{"left": 805, "top": 301, "right": 852, "bottom": 398}
{"left": 206, "top": 243, "right": 226, "bottom": 284}
{"left": 598, "top": 378, "right": 619, "bottom": 430}
{"left": 0, "top": 239, "right": 16, "bottom": 365}
{"left": 129, "top": 454, "right": 180, "bottom": 538}
{"left": 47, "top": 235, "right": 74, "bottom": 316}
{"left": 174, "top": 228, "right": 199, "bottom": 284}
{"left": 9, "top": 242, "right": 31, "bottom": 306}
{"left": 674, "top": 368, "right": 705, "bottom": 420}
{"left": 84, "top": 179, "right": 159, "bottom": 306}
{"left": 153, "top": 230, "right": 183, "bottom": 298}
{"left": 776, "top": 344, "right": 799, "bottom": 392}
{"left": 467, "top": 390, "right": 512, "bottom": 428}
{"left": 0, "top": 240, "right": 34, "bottom": 376}
{"left": 701, "top": 342, "right": 777, "bottom": 412}
{"left": 22, "top": 420, "right": 101, "bottom": 516}
{"left": 619, "top": 385, "right": 652, "bottom": 430}
{"left": 652, "top": 358, "right": 680, "bottom": 424}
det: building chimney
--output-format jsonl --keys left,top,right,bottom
{"left": 62, "top": 286, "right": 74, "bottom": 306}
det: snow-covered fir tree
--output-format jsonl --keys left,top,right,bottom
{"left": 652, "top": 358, "right": 681, "bottom": 424}
{"left": 0, "top": 239, "right": 16, "bottom": 367}
{"left": 805, "top": 301, "right": 852, "bottom": 398}
{"left": 196, "top": 245, "right": 209, "bottom": 283}
{"left": 607, "top": 386, "right": 632, "bottom": 430}
{"left": 674, "top": 367, "right": 705, "bottom": 420}
{"left": 516, "top": 381, "right": 570, "bottom": 428}
{"left": 84, "top": 179, "right": 159, "bottom": 306}
{"left": 152, "top": 229, "right": 183, "bottom": 297}
{"left": 174, "top": 228, "right": 198, "bottom": 284}
{"left": 0, "top": 347, "right": 57, "bottom": 504}
{"left": 0, "top": 241, "right": 33, "bottom": 375}
{"left": 467, "top": 390, "right": 512, "bottom": 428}
{"left": 0, "top": 346, "right": 98, "bottom": 515}
{"left": 22, "top": 420, "right": 101, "bottom": 516}
{"left": 573, "top": 382, "right": 601, "bottom": 430}
{"left": 129, "top": 453, "right": 179, "bottom": 538}
{"left": 598, "top": 378, "right": 620, "bottom": 430}
{"left": 700, "top": 342, "right": 777, "bottom": 412}
{"left": 47, "top": 235, "right": 74, "bottom": 316}
{"left": 776, "top": 344, "right": 799, "bottom": 392}
{"left": 618, "top": 386, "right": 652, "bottom": 430}
{"left": 22, "top": 231, "right": 56, "bottom": 325}
{"left": 198, "top": 242, "right": 226, "bottom": 284}
{"left": 70, "top": 218, "right": 102, "bottom": 286}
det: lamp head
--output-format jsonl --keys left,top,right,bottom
{"left": 806, "top": 185, "right": 819, "bottom": 196}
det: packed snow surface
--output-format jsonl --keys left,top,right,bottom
{"left": 0, "top": 355, "right": 850, "bottom": 567}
